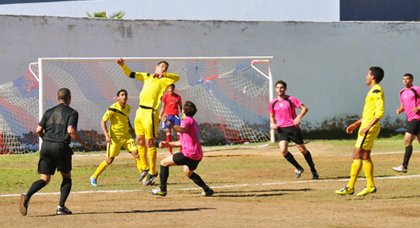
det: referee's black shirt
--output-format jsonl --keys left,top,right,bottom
{"left": 38, "top": 103, "right": 79, "bottom": 144}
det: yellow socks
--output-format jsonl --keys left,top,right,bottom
{"left": 347, "top": 159, "right": 362, "bottom": 189}
{"left": 138, "top": 145, "right": 149, "bottom": 171}
{"left": 148, "top": 147, "right": 157, "bottom": 175}
{"left": 363, "top": 159, "right": 374, "bottom": 188}
{"left": 135, "top": 158, "right": 142, "bottom": 173}
{"left": 93, "top": 160, "right": 109, "bottom": 178}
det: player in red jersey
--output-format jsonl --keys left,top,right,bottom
{"left": 159, "top": 84, "right": 182, "bottom": 154}
{"left": 393, "top": 73, "right": 420, "bottom": 173}
{"left": 269, "top": 80, "right": 318, "bottom": 179}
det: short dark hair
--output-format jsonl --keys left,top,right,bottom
{"left": 168, "top": 84, "right": 175, "bottom": 89}
{"left": 183, "top": 101, "right": 197, "bottom": 117}
{"left": 275, "top": 80, "right": 287, "bottom": 88}
{"left": 116, "top": 89, "right": 128, "bottom": 97}
{"left": 369, "top": 66, "right": 384, "bottom": 83}
{"left": 57, "top": 88, "right": 71, "bottom": 101}
{"left": 404, "top": 73, "right": 414, "bottom": 80}
{"left": 157, "top": 61, "right": 169, "bottom": 68}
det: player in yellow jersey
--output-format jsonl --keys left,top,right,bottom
{"left": 335, "top": 66, "right": 385, "bottom": 196}
{"left": 117, "top": 58, "right": 180, "bottom": 185}
{"left": 90, "top": 89, "right": 142, "bottom": 186}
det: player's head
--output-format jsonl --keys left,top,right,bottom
{"left": 57, "top": 88, "right": 71, "bottom": 104}
{"left": 183, "top": 101, "right": 197, "bottom": 117}
{"left": 167, "top": 84, "right": 175, "bottom": 94}
{"left": 403, "top": 73, "right": 414, "bottom": 88}
{"left": 155, "top": 61, "right": 169, "bottom": 74}
{"left": 275, "top": 80, "right": 287, "bottom": 97}
{"left": 368, "top": 66, "right": 384, "bottom": 84}
{"left": 116, "top": 89, "right": 128, "bottom": 103}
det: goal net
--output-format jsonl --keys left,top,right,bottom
{"left": 2, "top": 57, "right": 272, "bottom": 154}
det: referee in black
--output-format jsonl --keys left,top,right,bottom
{"left": 19, "top": 88, "right": 92, "bottom": 216}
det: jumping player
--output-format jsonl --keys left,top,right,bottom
{"left": 19, "top": 88, "right": 92, "bottom": 216}
{"left": 149, "top": 101, "right": 214, "bottom": 197}
{"left": 159, "top": 84, "right": 183, "bottom": 154}
{"left": 269, "top": 80, "right": 319, "bottom": 179}
{"left": 117, "top": 58, "right": 180, "bottom": 186}
{"left": 335, "top": 66, "right": 385, "bottom": 196}
{"left": 90, "top": 89, "right": 142, "bottom": 186}
{"left": 393, "top": 73, "right": 420, "bottom": 173}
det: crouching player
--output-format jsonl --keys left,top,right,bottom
{"left": 149, "top": 101, "right": 214, "bottom": 197}
{"left": 90, "top": 89, "right": 142, "bottom": 186}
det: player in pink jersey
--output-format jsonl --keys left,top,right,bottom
{"left": 269, "top": 80, "right": 318, "bottom": 179}
{"left": 149, "top": 101, "right": 214, "bottom": 197}
{"left": 393, "top": 73, "right": 420, "bottom": 173}
{"left": 159, "top": 84, "right": 182, "bottom": 154}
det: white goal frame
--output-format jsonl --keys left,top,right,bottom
{"left": 31, "top": 56, "right": 275, "bottom": 145}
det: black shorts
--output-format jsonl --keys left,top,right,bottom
{"left": 173, "top": 152, "right": 201, "bottom": 171}
{"left": 407, "top": 119, "right": 420, "bottom": 136}
{"left": 277, "top": 126, "right": 304, "bottom": 145}
{"left": 38, "top": 141, "right": 73, "bottom": 175}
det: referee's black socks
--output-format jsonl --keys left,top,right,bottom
{"left": 59, "top": 178, "right": 72, "bottom": 207}
{"left": 189, "top": 172, "right": 209, "bottom": 191}
{"left": 27, "top": 179, "right": 47, "bottom": 200}
{"left": 160, "top": 165, "right": 169, "bottom": 192}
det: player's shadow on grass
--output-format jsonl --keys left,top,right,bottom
{"left": 326, "top": 174, "right": 396, "bottom": 180}
{"left": 214, "top": 188, "right": 311, "bottom": 198}
{"left": 35, "top": 207, "right": 215, "bottom": 217}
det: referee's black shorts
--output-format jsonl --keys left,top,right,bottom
{"left": 407, "top": 119, "right": 420, "bottom": 136}
{"left": 277, "top": 125, "right": 304, "bottom": 145}
{"left": 38, "top": 141, "right": 73, "bottom": 175}
{"left": 172, "top": 152, "right": 201, "bottom": 171}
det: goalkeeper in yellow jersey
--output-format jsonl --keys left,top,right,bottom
{"left": 117, "top": 58, "right": 180, "bottom": 186}
{"left": 335, "top": 66, "right": 385, "bottom": 196}
{"left": 90, "top": 89, "right": 142, "bottom": 186}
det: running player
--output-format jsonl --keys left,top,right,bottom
{"left": 117, "top": 58, "right": 180, "bottom": 186}
{"left": 19, "top": 88, "right": 92, "bottom": 216}
{"left": 90, "top": 89, "right": 142, "bottom": 186}
{"left": 159, "top": 84, "right": 182, "bottom": 154}
{"left": 269, "top": 80, "right": 319, "bottom": 179}
{"left": 335, "top": 66, "right": 385, "bottom": 196}
{"left": 149, "top": 101, "right": 214, "bottom": 197}
{"left": 393, "top": 73, "right": 420, "bottom": 173}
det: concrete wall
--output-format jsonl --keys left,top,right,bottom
{"left": 1, "top": 15, "right": 419, "bottom": 129}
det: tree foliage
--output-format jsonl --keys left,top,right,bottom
{"left": 86, "top": 11, "right": 126, "bottom": 18}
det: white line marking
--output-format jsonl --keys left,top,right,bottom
{"left": 2, "top": 174, "right": 420, "bottom": 198}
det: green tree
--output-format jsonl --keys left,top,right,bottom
{"left": 86, "top": 11, "right": 126, "bottom": 18}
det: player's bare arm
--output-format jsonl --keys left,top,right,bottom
{"left": 100, "top": 119, "right": 112, "bottom": 145}
{"left": 412, "top": 106, "right": 420, "bottom": 114}
{"left": 359, "top": 117, "right": 380, "bottom": 136}
{"left": 269, "top": 113, "right": 277, "bottom": 130}
{"left": 396, "top": 103, "right": 404, "bottom": 114}
{"left": 128, "top": 118, "right": 135, "bottom": 135}
{"left": 162, "top": 114, "right": 187, "bottom": 133}
{"left": 36, "top": 126, "right": 44, "bottom": 139}
{"left": 159, "top": 140, "right": 182, "bottom": 148}
{"left": 68, "top": 126, "right": 92, "bottom": 150}
{"left": 159, "top": 103, "right": 166, "bottom": 118}
{"left": 294, "top": 105, "right": 308, "bottom": 125}
{"left": 346, "top": 118, "right": 362, "bottom": 134}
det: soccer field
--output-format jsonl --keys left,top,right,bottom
{"left": 1, "top": 138, "right": 420, "bottom": 227}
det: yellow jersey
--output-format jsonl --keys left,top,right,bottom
{"left": 121, "top": 64, "right": 180, "bottom": 110}
{"left": 361, "top": 84, "right": 385, "bottom": 127}
{"left": 102, "top": 102, "right": 132, "bottom": 137}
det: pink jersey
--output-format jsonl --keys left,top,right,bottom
{"left": 269, "top": 95, "right": 303, "bottom": 128}
{"left": 400, "top": 85, "right": 420, "bottom": 121}
{"left": 180, "top": 116, "right": 203, "bottom": 161}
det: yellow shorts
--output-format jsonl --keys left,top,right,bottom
{"left": 106, "top": 133, "right": 137, "bottom": 157}
{"left": 355, "top": 125, "right": 380, "bottom": 151}
{"left": 134, "top": 107, "right": 159, "bottom": 139}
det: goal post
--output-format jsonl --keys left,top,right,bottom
{"left": 28, "top": 56, "right": 274, "bottom": 151}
